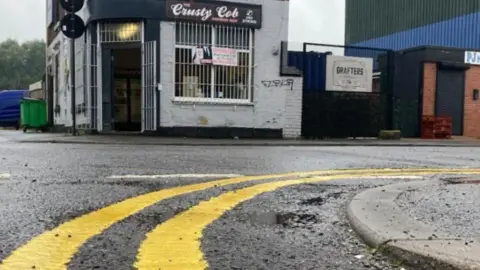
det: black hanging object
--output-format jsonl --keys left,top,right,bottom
{"left": 59, "top": 0, "right": 85, "bottom": 13}
{"left": 60, "top": 14, "right": 85, "bottom": 39}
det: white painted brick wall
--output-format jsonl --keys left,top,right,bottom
{"left": 283, "top": 80, "right": 303, "bottom": 138}
{"left": 48, "top": 33, "right": 71, "bottom": 127}
{"left": 159, "top": 0, "right": 303, "bottom": 137}
{"left": 51, "top": 0, "right": 304, "bottom": 135}
{"left": 50, "top": 3, "right": 91, "bottom": 128}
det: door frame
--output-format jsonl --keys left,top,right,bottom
{"left": 102, "top": 43, "right": 142, "bottom": 131}
{"left": 112, "top": 75, "right": 141, "bottom": 125}
{"left": 141, "top": 40, "right": 157, "bottom": 132}
{"left": 434, "top": 65, "right": 467, "bottom": 136}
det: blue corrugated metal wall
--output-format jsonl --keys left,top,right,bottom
{"left": 344, "top": 48, "right": 386, "bottom": 70}
{"left": 287, "top": 50, "right": 383, "bottom": 90}
{"left": 287, "top": 51, "right": 327, "bottom": 91}
{"left": 350, "top": 12, "right": 480, "bottom": 50}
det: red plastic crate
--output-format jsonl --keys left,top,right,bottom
{"left": 422, "top": 115, "right": 435, "bottom": 122}
{"left": 435, "top": 116, "right": 452, "bottom": 123}
{"left": 435, "top": 132, "right": 451, "bottom": 139}
{"left": 434, "top": 116, "right": 452, "bottom": 139}
{"left": 420, "top": 115, "right": 453, "bottom": 139}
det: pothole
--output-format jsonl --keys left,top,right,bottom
{"left": 300, "top": 191, "right": 346, "bottom": 206}
{"left": 301, "top": 197, "right": 325, "bottom": 206}
{"left": 248, "top": 212, "right": 319, "bottom": 228}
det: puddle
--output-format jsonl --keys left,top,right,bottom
{"left": 248, "top": 212, "right": 318, "bottom": 227}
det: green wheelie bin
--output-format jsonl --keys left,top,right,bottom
{"left": 20, "top": 98, "right": 47, "bottom": 132}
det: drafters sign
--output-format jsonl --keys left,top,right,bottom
{"left": 325, "top": 55, "right": 373, "bottom": 92}
{"left": 165, "top": 0, "right": 262, "bottom": 28}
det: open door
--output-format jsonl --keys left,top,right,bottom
{"left": 141, "top": 41, "right": 157, "bottom": 132}
{"left": 87, "top": 44, "right": 99, "bottom": 131}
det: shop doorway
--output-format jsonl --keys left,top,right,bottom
{"left": 112, "top": 47, "right": 142, "bottom": 131}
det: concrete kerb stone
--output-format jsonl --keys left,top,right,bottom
{"left": 347, "top": 180, "right": 480, "bottom": 270}
{"left": 15, "top": 139, "right": 480, "bottom": 147}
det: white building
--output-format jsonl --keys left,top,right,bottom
{"left": 45, "top": 0, "right": 302, "bottom": 138}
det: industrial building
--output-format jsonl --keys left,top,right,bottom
{"left": 44, "top": 0, "right": 302, "bottom": 138}
{"left": 345, "top": 0, "right": 480, "bottom": 49}
{"left": 344, "top": 0, "right": 480, "bottom": 138}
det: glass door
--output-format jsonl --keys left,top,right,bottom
{"left": 130, "top": 78, "right": 142, "bottom": 124}
{"left": 113, "top": 78, "right": 128, "bottom": 126}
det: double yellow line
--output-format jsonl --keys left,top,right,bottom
{"left": 1, "top": 168, "right": 479, "bottom": 270}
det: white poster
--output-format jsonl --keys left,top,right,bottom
{"left": 325, "top": 55, "right": 373, "bottom": 92}
{"left": 192, "top": 46, "right": 238, "bottom": 66}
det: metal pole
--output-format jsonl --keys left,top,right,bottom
{"left": 70, "top": 3, "right": 76, "bottom": 136}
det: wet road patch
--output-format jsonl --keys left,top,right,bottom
{"left": 106, "top": 174, "right": 243, "bottom": 179}
{"left": 4, "top": 168, "right": 480, "bottom": 269}
{"left": 135, "top": 171, "right": 453, "bottom": 269}
{"left": 202, "top": 181, "right": 406, "bottom": 270}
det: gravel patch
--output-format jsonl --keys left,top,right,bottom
{"left": 396, "top": 182, "right": 480, "bottom": 242}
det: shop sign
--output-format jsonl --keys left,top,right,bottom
{"left": 465, "top": 51, "right": 480, "bottom": 65}
{"left": 192, "top": 46, "right": 238, "bottom": 66}
{"left": 325, "top": 55, "right": 373, "bottom": 92}
{"left": 166, "top": 0, "right": 262, "bottom": 28}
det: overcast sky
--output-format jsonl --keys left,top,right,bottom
{"left": 0, "top": 0, "right": 345, "bottom": 45}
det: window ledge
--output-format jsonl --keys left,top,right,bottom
{"left": 172, "top": 97, "right": 254, "bottom": 106}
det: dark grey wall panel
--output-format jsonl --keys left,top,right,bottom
{"left": 86, "top": 0, "right": 166, "bottom": 23}
{"left": 435, "top": 69, "right": 465, "bottom": 135}
{"left": 392, "top": 50, "right": 425, "bottom": 137}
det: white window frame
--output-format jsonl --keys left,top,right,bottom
{"left": 172, "top": 22, "right": 254, "bottom": 104}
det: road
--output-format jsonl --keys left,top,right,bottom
{"left": 1, "top": 130, "right": 480, "bottom": 269}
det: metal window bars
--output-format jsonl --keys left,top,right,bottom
{"left": 173, "top": 22, "right": 254, "bottom": 103}
{"left": 99, "top": 21, "right": 142, "bottom": 43}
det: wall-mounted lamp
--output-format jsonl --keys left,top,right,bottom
{"left": 474, "top": 89, "right": 479, "bottom": 101}
{"left": 116, "top": 23, "right": 140, "bottom": 40}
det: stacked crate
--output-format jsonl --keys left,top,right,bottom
{"left": 434, "top": 116, "right": 452, "bottom": 139}
{"left": 421, "top": 115, "right": 452, "bottom": 139}
{"left": 421, "top": 116, "right": 436, "bottom": 139}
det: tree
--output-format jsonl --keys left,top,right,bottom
{"left": 0, "top": 39, "right": 45, "bottom": 90}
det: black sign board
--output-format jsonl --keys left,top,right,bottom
{"left": 60, "top": 14, "right": 85, "bottom": 39}
{"left": 165, "top": 0, "right": 262, "bottom": 28}
{"left": 60, "top": 0, "right": 85, "bottom": 13}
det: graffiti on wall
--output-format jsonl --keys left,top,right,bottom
{"left": 261, "top": 79, "right": 294, "bottom": 90}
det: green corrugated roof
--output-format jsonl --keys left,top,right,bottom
{"left": 345, "top": 0, "right": 480, "bottom": 44}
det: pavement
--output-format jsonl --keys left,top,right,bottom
{"left": 1, "top": 129, "right": 480, "bottom": 269}
{"left": 348, "top": 179, "right": 480, "bottom": 270}
{"left": 4, "top": 129, "right": 480, "bottom": 147}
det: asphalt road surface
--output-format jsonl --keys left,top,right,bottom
{"left": 1, "top": 131, "right": 480, "bottom": 269}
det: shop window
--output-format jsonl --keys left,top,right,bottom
{"left": 174, "top": 22, "right": 254, "bottom": 102}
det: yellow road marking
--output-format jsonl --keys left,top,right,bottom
{"left": 135, "top": 169, "right": 480, "bottom": 270}
{"left": 1, "top": 168, "right": 479, "bottom": 270}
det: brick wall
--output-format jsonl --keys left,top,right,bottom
{"left": 463, "top": 66, "right": 480, "bottom": 137}
{"left": 422, "top": 63, "right": 437, "bottom": 116}
{"left": 422, "top": 63, "right": 480, "bottom": 138}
